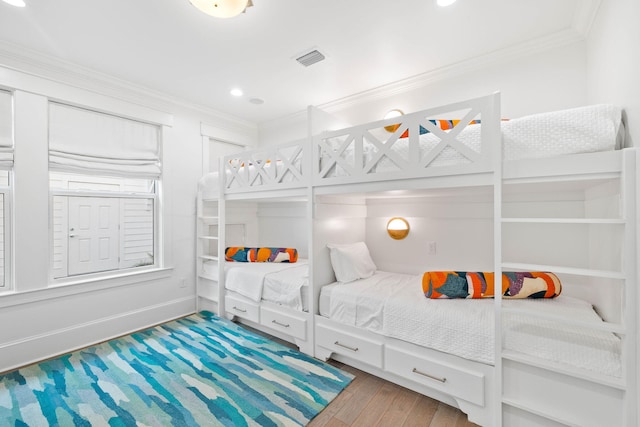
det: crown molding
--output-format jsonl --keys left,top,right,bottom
{"left": 0, "top": 40, "right": 256, "bottom": 132}
{"left": 572, "top": 0, "right": 602, "bottom": 36}
{"left": 315, "top": 29, "right": 585, "bottom": 115}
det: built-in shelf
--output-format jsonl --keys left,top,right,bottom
{"left": 198, "top": 272, "right": 218, "bottom": 281}
{"left": 500, "top": 263, "right": 624, "bottom": 279}
{"left": 197, "top": 294, "right": 219, "bottom": 304}
{"left": 198, "top": 215, "right": 219, "bottom": 225}
{"left": 501, "top": 307, "right": 625, "bottom": 334}
{"left": 198, "top": 235, "right": 219, "bottom": 240}
{"left": 501, "top": 350, "right": 625, "bottom": 390}
{"left": 197, "top": 198, "right": 221, "bottom": 315}
{"left": 502, "top": 397, "right": 582, "bottom": 427}
{"left": 502, "top": 218, "right": 625, "bottom": 224}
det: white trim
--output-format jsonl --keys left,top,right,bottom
{"left": 0, "top": 296, "right": 193, "bottom": 374}
{"left": 0, "top": 267, "right": 173, "bottom": 309}
{"left": 0, "top": 63, "right": 173, "bottom": 127}
{"left": 0, "top": 40, "right": 254, "bottom": 130}
{"left": 0, "top": 183, "right": 11, "bottom": 291}
{"left": 572, "top": 0, "right": 602, "bottom": 36}
{"left": 200, "top": 122, "right": 257, "bottom": 147}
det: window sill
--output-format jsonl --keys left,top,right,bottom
{"left": 0, "top": 267, "right": 174, "bottom": 309}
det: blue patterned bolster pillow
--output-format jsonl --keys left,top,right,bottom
{"left": 225, "top": 247, "right": 298, "bottom": 263}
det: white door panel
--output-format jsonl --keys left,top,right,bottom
{"left": 68, "top": 197, "right": 119, "bottom": 275}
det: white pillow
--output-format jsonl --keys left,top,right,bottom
{"left": 327, "top": 242, "right": 377, "bottom": 283}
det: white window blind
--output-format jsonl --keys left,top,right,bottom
{"left": 0, "top": 90, "right": 13, "bottom": 168}
{"left": 49, "top": 102, "right": 161, "bottom": 177}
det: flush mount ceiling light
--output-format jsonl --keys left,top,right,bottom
{"left": 437, "top": 0, "right": 457, "bottom": 7}
{"left": 189, "top": 0, "right": 253, "bottom": 18}
{"left": 230, "top": 88, "right": 243, "bottom": 97}
{"left": 2, "top": 0, "right": 26, "bottom": 7}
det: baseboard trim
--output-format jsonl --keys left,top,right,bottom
{"left": 0, "top": 297, "right": 195, "bottom": 373}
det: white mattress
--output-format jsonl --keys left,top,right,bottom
{"left": 319, "top": 271, "right": 621, "bottom": 377}
{"left": 204, "top": 260, "right": 309, "bottom": 311}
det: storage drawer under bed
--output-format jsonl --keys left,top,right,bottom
{"left": 260, "top": 306, "right": 307, "bottom": 340}
{"left": 225, "top": 294, "right": 260, "bottom": 323}
{"left": 316, "top": 324, "right": 383, "bottom": 368}
{"left": 385, "top": 345, "right": 485, "bottom": 406}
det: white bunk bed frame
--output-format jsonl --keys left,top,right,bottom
{"left": 195, "top": 92, "right": 637, "bottom": 427}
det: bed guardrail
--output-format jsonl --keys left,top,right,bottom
{"left": 313, "top": 92, "right": 501, "bottom": 186}
{"left": 222, "top": 139, "right": 310, "bottom": 194}
{"left": 219, "top": 93, "right": 500, "bottom": 194}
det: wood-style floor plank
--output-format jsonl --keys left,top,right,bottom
{"left": 375, "top": 386, "right": 420, "bottom": 427}
{"left": 351, "top": 382, "right": 398, "bottom": 427}
{"left": 401, "top": 394, "right": 439, "bottom": 427}
{"left": 311, "top": 362, "right": 480, "bottom": 427}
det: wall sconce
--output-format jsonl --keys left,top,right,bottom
{"left": 383, "top": 109, "right": 404, "bottom": 133}
{"left": 387, "top": 217, "right": 410, "bottom": 240}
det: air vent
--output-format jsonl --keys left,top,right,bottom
{"left": 295, "top": 49, "right": 326, "bottom": 67}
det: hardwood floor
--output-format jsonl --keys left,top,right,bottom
{"left": 309, "top": 361, "right": 480, "bottom": 427}
{"left": 241, "top": 322, "right": 478, "bottom": 427}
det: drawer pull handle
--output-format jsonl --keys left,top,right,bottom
{"left": 412, "top": 368, "right": 446, "bottom": 383}
{"left": 272, "top": 320, "right": 290, "bottom": 328}
{"left": 334, "top": 341, "right": 358, "bottom": 352}
{"left": 232, "top": 306, "right": 247, "bottom": 313}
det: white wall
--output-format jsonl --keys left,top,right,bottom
{"left": 0, "top": 64, "right": 256, "bottom": 372}
{"left": 258, "top": 41, "right": 588, "bottom": 145}
{"left": 366, "top": 195, "right": 494, "bottom": 275}
{"left": 257, "top": 202, "right": 309, "bottom": 259}
{"left": 586, "top": 0, "right": 640, "bottom": 148}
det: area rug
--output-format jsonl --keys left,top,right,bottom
{"left": 0, "top": 311, "right": 353, "bottom": 426}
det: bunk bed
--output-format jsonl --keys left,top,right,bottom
{"left": 195, "top": 92, "right": 637, "bottom": 427}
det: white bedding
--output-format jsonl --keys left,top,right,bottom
{"left": 320, "top": 271, "right": 621, "bottom": 377}
{"left": 206, "top": 260, "right": 309, "bottom": 311}
{"left": 262, "top": 263, "right": 310, "bottom": 311}
{"left": 322, "top": 104, "right": 624, "bottom": 174}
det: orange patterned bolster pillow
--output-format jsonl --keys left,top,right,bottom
{"left": 225, "top": 247, "right": 298, "bottom": 263}
{"left": 422, "top": 271, "right": 561, "bottom": 299}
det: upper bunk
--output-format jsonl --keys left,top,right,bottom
{"left": 197, "top": 92, "right": 628, "bottom": 200}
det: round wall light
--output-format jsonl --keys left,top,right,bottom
{"left": 383, "top": 109, "right": 404, "bottom": 133}
{"left": 387, "top": 217, "right": 410, "bottom": 240}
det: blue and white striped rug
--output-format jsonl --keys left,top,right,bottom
{"left": 0, "top": 312, "right": 353, "bottom": 426}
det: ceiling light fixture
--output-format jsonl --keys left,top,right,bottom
{"left": 437, "top": 0, "right": 457, "bottom": 7}
{"left": 2, "top": 0, "right": 26, "bottom": 7}
{"left": 189, "top": 0, "right": 253, "bottom": 18}
{"left": 230, "top": 88, "right": 243, "bottom": 97}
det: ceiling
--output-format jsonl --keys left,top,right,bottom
{"left": 0, "top": 0, "right": 594, "bottom": 124}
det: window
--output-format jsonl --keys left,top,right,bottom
{"left": 48, "top": 103, "right": 161, "bottom": 279}
{"left": 0, "top": 90, "right": 13, "bottom": 289}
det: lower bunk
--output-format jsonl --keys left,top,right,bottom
{"left": 220, "top": 258, "right": 315, "bottom": 355}
{"left": 314, "top": 271, "right": 625, "bottom": 427}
